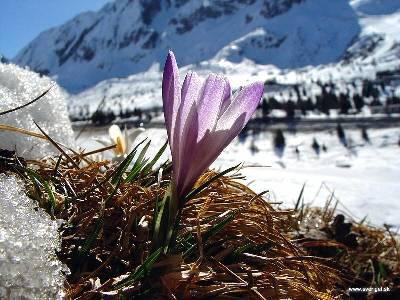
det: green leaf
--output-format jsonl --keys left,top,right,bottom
{"left": 141, "top": 141, "right": 168, "bottom": 176}
{"left": 125, "top": 140, "right": 151, "bottom": 182}
{"left": 114, "top": 247, "right": 162, "bottom": 289}
{"left": 79, "top": 209, "right": 105, "bottom": 257}
{"left": 151, "top": 191, "right": 170, "bottom": 251}
{"left": 111, "top": 138, "right": 147, "bottom": 184}
{"left": 80, "top": 178, "right": 124, "bottom": 257}
{"left": 377, "top": 261, "right": 388, "bottom": 281}
{"left": 25, "top": 169, "right": 43, "bottom": 197}
{"left": 358, "top": 215, "right": 368, "bottom": 225}
{"left": 25, "top": 168, "right": 55, "bottom": 214}
{"left": 42, "top": 180, "right": 56, "bottom": 211}
{"left": 203, "top": 211, "right": 236, "bottom": 240}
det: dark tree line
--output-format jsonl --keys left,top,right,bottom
{"left": 68, "top": 78, "right": 399, "bottom": 126}
{"left": 69, "top": 101, "right": 162, "bottom": 126}
{"left": 257, "top": 79, "right": 400, "bottom": 119}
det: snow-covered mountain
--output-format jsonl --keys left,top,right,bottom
{"left": 13, "top": 0, "right": 400, "bottom": 113}
{"left": 11, "top": 0, "right": 377, "bottom": 91}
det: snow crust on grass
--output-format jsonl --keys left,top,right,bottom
{"left": 0, "top": 174, "right": 66, "bottom": 299}
{"left": 0, "top": 62, "right": 74, "bottom": 159}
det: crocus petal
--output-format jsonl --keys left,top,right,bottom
{"left": 174, "top": 74, "right": 229, "bottom": 195}
{"left": 179, "top": 82, "right": 264, "bottom": 197}
{"left": 124, "top": 126, "right": 129, "bottom": 152}
{"left": 162, "top": 51, "right": 265, "bottom": 199}
{"left": 219, "top": 82, "right": 232, "bottom": 117}
{"left": 172, "top": 72, "right": 202, "bottom": 183}
{"left": 174, "top": 72, "right": 202, "bottom": 157}
{"left": 162, "top": 51, "right": 181, "bottom": 147}
{"left": 196, "top": 74, "right": 230, "bottom": 141}
{"left": 109, "top": 124, "right": 126, "bottom": 154}
{"left": 216, "top": 82, "right": 264, "bottom": 132}
{"left": 174, "top": 104, "right": 199, "bottom": 196}
{"left": 180, "top": 114, "right": 246, "bottom": 197}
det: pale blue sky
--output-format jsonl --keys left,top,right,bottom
{"left": 0, "top": 0, "right": 112, "bottom": 58}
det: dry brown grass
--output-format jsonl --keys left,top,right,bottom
{"left": 1, "top": 145, "right": 399, "bottom": 299}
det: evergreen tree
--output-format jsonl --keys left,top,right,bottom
{"left": 353, "top": 94, "right": 364, "bottom": 112}
{"left": 273, "top": 129, "right": 286, "bottom": 158}
{"left": 339, "top": 93, "right": 352, "bottom": 114}
{"left": 361, "top": 127, "right": 370, "bottom": 143}
{"left": 261, "top": 98, "right": 270, "bottom": 116}
{"left": 285, "top": 100, "right": 296, "bottom": 119}
{"left": 316, "top": 95, "right": 330, "bottom": 115}
{"left": 370, "top": 98, "right": 382, "bottom": 107}
{"left": 312, "top": 137, "right": 320, "bottom": 156}
{"left": 295, "top": 146, "right": 300, "bottom": 160}
{"left": 269, "top": 97, "right": 282, "bottom": 110}
{"left": 250, "top": 139, "right": 259, "bottom": 155}
{"left": 336, "top": 124, "right": 347, "bottom": 147}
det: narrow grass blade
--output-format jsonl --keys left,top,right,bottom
{"left": 184, "top": 163, "right": 241, "bottom": 202}
{"left": 111, "top": 150, "right": 137, "bottom": 185}
{"left": 42, "top": 180, "right": 56, "bottom": 212}
{"left": 0, "top": 124, "right": 46, "bottom": 140}
{"left": 125, "top": 140, "right": 151, "bottom": 182}
{"left": 79, "top": 208, "right": 105, "bottom": 257}
{"left": 141, "top": 141, "right": 168, "bottom": 176}
{"left": 0, "top": 85, "right": 53, "bottom": 116}
{"left": 111, "top": 138, "right": 148, "bottom": 184}
{"left": 151, "top": 192, "right": 170, "bottom": 251}
{"left": 81, "top": 144, "right": 117, "bottom": 158}
{"left": 114, "top": 247, "right": 162, "bottom": 289}
{"left": 79, "top": 178, "right": 123, "bottom": 258}
{"left": 295, "top": 183, "right": 306, "bottom": 211}
{"left": 34, "top": 120, "right": 80, "bottom": 169}
{"left": 24, "top": 167, "right": 56, "bottom": 214}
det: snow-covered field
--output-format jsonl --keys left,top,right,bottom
{"left": 76, "top": 125, "right": 400, "bottom": 228}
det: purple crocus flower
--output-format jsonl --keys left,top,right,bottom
{"left": 162, "top": 51, "right": 264, "bottom": 199}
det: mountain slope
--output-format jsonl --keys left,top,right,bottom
{"left": 14, "top": 0, "right": 362, "bottom": 93}
{"left": 64, "top": 0, "right": 400, "bottom": 115}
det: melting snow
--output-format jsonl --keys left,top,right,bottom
{"left": 0, "top": 62, "right": 74, "bottom": 159}
{"left": 0, "top": 174, "right": 67, "bottom": 299}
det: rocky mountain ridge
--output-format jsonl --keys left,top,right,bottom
{"left": 12, "top": 0, "right": 377, "bottom": 93}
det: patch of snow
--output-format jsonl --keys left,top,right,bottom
{"left": 0, "top": 174, "right": 67, "bottom": 299}
{"left": 0, "top": 62, "right": 75, "bottom": 159}
{"left": 77, "top": 126, "right": 400, "bottom": 227}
